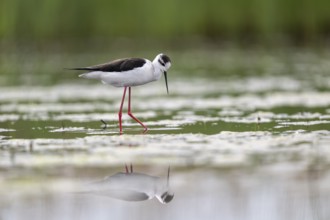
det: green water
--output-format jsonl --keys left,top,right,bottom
{"left": 0, "top": 48, "right": 330, "bottom": 220}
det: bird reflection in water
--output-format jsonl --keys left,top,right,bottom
{"left": 79, "top": 164, "right": 174, "bottom": 204}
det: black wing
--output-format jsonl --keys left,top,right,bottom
{"left": 68, "top": 58, "right": 146, "bottom": 72}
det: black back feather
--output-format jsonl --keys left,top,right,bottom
{"left": 68, "top": 58, "right": 146, "bottom": 72}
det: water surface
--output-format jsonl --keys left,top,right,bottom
{"left": 0, "top": 48, "right": 330, "bottom": 220}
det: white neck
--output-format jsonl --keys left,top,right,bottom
{"left": 152, "top": 58, "right": 165, "bottom": 81}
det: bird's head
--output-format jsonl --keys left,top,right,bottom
{"left": 153, "top": 53, "right": 171, "bottom": 94}
{"left": 156, "top": 53, "right": 171, "bottom": 71}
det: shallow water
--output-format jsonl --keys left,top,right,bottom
{"left": 0, "top": 49, "right": 330, "bottom": 220}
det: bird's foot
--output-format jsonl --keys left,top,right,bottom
{"left": 142, "top": 127, "right": 148, "bottom": 134}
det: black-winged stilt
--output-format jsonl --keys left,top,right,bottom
{"left": 68, "top": 53, "right": 171, "bottom": 134}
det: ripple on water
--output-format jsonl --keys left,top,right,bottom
{"left": 0, "top": 76, "right": 329, "bottom": 168}
{"left": 0, "top": 130, "right": 329, "bottom": 168}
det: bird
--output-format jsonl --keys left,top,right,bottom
{"left": 67, "top": 53, "right": 172, "bottom": 134}
{"left": 77, "top": 164, "right": 174, "bottom": 204}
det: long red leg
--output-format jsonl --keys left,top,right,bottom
{"left": 119, "top": 87, "right": 127, "bottom": 134}
{"left": 128, "top": 87, "right": 148, "bottom": 133}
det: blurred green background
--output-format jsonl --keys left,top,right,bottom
{"left": 1, "top": 0, "right": 330, "bottom": 45}
{"left": 1, "top": 0, "right": 330, "bottom": 85}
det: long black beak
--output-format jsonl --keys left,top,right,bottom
{"left": 164, "top": 71, "right": 169, "bottom": 94}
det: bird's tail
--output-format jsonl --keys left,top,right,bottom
{"left": 65, "top": 67, "right": 102, "bottom": 80}
{"left": 79, "top": 71, "right": 103, "bottom": 79}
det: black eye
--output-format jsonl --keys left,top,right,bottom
{"left": 158, "top": 59, "right": 166, "bottom": 66}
